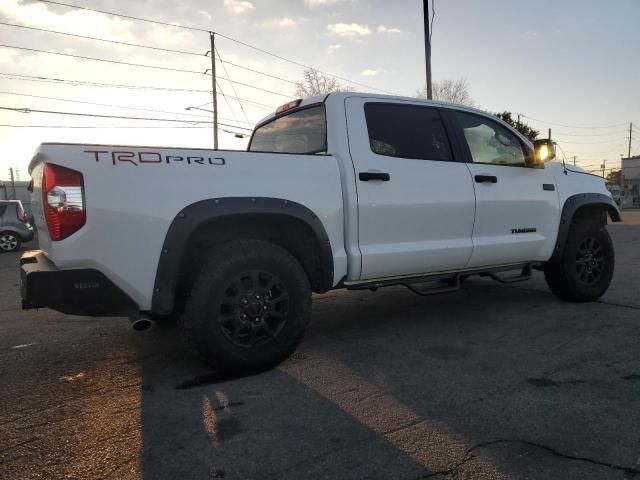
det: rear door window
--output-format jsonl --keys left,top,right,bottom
{"left": 249, "top": 105, "right": 326, "bottom": 154}
{"left": 364, "top": 103, "right": 452, "bottom": 161}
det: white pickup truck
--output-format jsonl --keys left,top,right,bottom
{"left": 21, "top": 92, "right": 620, "bottom": 372}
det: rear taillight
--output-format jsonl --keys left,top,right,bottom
{"left": 42, "top": 163, "right": 85, "bottom": 241}
{"left": 16, "top": 203, "right": 25, "bottom": 223}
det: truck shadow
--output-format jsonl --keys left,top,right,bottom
{"left": 136, "top": 281, "right": 635, "bottom": 479}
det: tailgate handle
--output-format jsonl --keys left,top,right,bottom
{"left": 474, "top": 175, "right": 498, "bottom": 183}
{"left": 359, "top": 172, "right": 390, "bottom": 182}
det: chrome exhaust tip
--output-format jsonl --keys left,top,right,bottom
{"left": 130, "top": 315, "right": 154, "bottom": 332}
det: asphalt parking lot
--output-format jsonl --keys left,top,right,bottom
{"left": 1, "top": 212, "right": 640, "bottom": 480}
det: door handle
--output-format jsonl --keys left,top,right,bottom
{"left": 474, "top": 175, "right": 498, "bottom": 183}
{"left": 359, "top": 171, "right": 390, "bottom": 181}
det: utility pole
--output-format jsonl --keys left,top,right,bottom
{"left": 601, "top": 159, "right": 606, "bottom": 178}
{"left": 548, "top": 128, "right": 551, "bottom": 140}
{"left": 570, "top": 155, "right": 577, "bottom": 166}
{"left": 423, "top": 0, "right": 432, "bottom": 99}
{"left": 209, "top": 32, "right": 219, "bottom": 150}
{"left": 8, "top": 167, "right": 16, "bottom": 199}
{"left": 628, "top": 122, "right": 633, "bottom": 159}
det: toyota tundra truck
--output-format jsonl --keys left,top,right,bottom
{"left": 20, "top": 92, "right": 621, "bottom": 373}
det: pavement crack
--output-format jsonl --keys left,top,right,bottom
{"left": 466, "top": 439, "right": 638, "bottom": 475}
{"left": 597, "top": 300, "right": 640, "bottom": 310}
{"left": 526, "top": 377, "right": 588, "bottom": 387}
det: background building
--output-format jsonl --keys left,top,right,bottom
{"left": 621, "top": 156, "right": 640, "bottom": 208}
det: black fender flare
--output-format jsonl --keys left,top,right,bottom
{"left": 550, "top": 193, "right": 621, "bottom": 261}
{"left": 151, "top": 197, "right": 334, "bottom": 314}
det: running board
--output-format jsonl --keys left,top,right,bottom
{"left": 400, "top": 276, "right": 461, "bottom": 297}
{"left": 486, "top": 264, "right": 533, "bottom": 284}
{"left": 346, "top": 262, "right": 538, "bottom": 297}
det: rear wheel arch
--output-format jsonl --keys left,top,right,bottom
{"left": 151, "top": 197, "right": 334, "bottom": 315}
{"left": 550, "top": 193, "right": 620, "bottom": 262}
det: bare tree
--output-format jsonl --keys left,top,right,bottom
{"left": 417, "top": 78, "right": 475, "bottom": 107}
{"left": 295, "top": 67, "right": 343, "bottom": 98}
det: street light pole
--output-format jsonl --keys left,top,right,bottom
{"left": 209, "top": 32, "right": 219, "bottom": 150}
{"left": 423, "top": 0, "right": 432, "bottom": 99}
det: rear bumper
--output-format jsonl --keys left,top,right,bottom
{"left": 20, "top": 251, "right": 138, "bottom": 316}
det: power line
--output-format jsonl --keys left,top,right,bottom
{"left": 0, "top": 90, "right": 253, "bottom": 125}
{"left": 552, "top": 130, "right": 627, "bottom": 137}
{"left": 38, "top": 0, "right": 211, "bottom": 32}
{"left": 216, "top": 47, "right": 251, "bottom": 125}
{"left": 522, "top": 114, "right": 627, "bottom": 130}
{"left": 0, "top": 21, "right": 203, "bottom": 56}
{"left": 0, "top": 43, "right": 204, "bottom": 74}
{"left": 0, "top": 105, "right": 254, "bottom": 130}
{"left": 216, "top": 81, "right": 243, "bottom": 127}
{"left": 212, "top": 54, "right": 297, "bottom": 86}
{"left": 37, "top": 0, "right": 397, "bottom": 95}
{"left": 0, "top": 73, "right": 277, "bottom": 110}
{"left": 0, "top": 90, "right": 207, "bottom": 119}
{"left": 0, "top": 21, "right": 300, "bottom": 88}
{"left": 0, "top": 44, "right": 294, "bottom": 98}
{"left": 0, "top": 124, "right": 212, "bottom": 129}
{"left": 553, "top": 137, "right": 625, "bottom": 145}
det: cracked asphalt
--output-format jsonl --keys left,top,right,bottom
{"left": 1, "top": 211, "right": 640, "bottom": 480}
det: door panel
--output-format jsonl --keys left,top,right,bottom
{"left": 345, "top": 98, "right": 476, "bottom": 280}
{"left": 452, "top": 111, "right": 560, "bottom": 267}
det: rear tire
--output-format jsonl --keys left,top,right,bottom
{"left": 0, "top": 231, "right": 20, "bottom": 253}
{"left": 544, "top": 218, "right": 614, "bottom": 302}
{"left": 180, "top": 240, "right": 311, "bottom": 374}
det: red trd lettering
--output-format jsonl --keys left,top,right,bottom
{"left": 112, "top": 151, "right": 137, "bottom": 166}
{"left": 138, "top": 152, "right": 162, "bottom": 163}
{"left": 85, "top": 150, "right": 109, "bottom": 162}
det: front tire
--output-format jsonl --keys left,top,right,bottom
{"left": 0, "top": 232, "right": 20, "bottom": 253}
{"left": 180, "top": 240, "right": 311, "bottom": 374}
{"left": 544, "top": 218, "right": 614, "bottom": 302}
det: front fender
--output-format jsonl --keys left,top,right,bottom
{"left": 550, "top": 193, "right": 621, "bottom": 261}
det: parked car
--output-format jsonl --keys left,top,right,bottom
{"left": 0, "top": 200, "right": 34, "bottom": 253}
{"left": 20, "top": 92, "right": 620, "bottom": 372}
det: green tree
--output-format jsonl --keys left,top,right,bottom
{"left": 494, "top": 111, "right": 538, "bottom": 142}
{"left": 606, "top": 169, "right": 621, "bottom": 184}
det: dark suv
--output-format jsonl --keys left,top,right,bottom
{"left": 0, "top": 200, "right": 34, "bottom": 252}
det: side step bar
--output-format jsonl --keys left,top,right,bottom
{"left": 346, "top": 263, "right": 537, "bottom": 297}
{"left": 485, "top": 264, "right": 533, "bottom": 284}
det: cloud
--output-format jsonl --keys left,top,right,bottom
{"left": 328, "top": 44, "right": 342, "bottom": 52}
{"left": 224, "top": 0, "right": 254, "bottom": 14}
{"left": 275, "top": 17, "right": 296, "bottom": 27}
{"left": 305, "top": 0, "right": 355, "bottom": 6}
{"left": 199, "top": 10, "right": 212, "bottom": 20}
{"left": 361, "top": 69, "right": 378, "bottom": 76}
{"left": 377, "top": 25, "right": 401, "bottom": 35}
{"left": 327, "top": 23, "right": 371, "bottom": 37}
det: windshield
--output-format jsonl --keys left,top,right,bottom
{"left": 248, "top": 105, "right": 326, "bottom": 154}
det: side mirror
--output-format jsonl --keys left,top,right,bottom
{"left": 529, "top": 139, "right": 556, "bottom": 167}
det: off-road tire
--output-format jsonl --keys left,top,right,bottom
{"left": 180, "top": 240, "right": 311, "bottom": 373}
{"left": 0, "top": 231, "right": 20, "bottom": 253}
{"left": 544, "top": 218, "right": 614, "bottom": 302}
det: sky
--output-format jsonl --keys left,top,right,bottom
{"left": 0, "top": 0, "right": 639, "bottom": 180}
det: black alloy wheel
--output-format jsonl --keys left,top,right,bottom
{"left": 219, "top": 270, "right": 289, "bottom": 348}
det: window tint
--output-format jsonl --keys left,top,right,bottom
{"left": 0, "top": 205, "right": 6, "bottom": 217}
{"left": 249, "top": 105, "right": 326, "bottom": 154}
{"left": 364, "top": 103, "right": 452, "bottom": 161}
{"left": 455, "top": 111, "right": 526, "bottom": 166}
